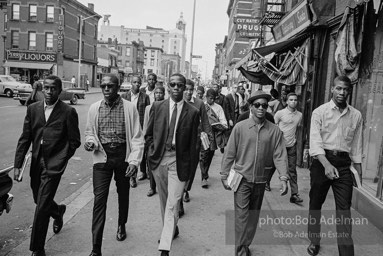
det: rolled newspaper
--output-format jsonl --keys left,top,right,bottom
{"left": 200, "top": 132, "right": 210, "bottom": 150}
{"left": 18, "top": 152, "right": 32, "bottom": 182}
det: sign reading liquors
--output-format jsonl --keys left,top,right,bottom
{"left": 7, "top": 50, "right": 57, "bottom": 62}
{"left": 57, "top": 14, "right": 64, "bottom": 52}
{"left": 272, "top": 0, "right": 311, "bottom": 42}
{"left": 235, "top": 16, "right": 261, "bottom": 38}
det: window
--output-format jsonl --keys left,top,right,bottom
{"left": 82, "top": 41, "right": 84, "bottom": 57}
{"left": 126, "top": 47, "right": 131, "bottom": 56}
{"left": 94, "top": 24, "right": 97, "bottom": 39}
{"left": 11, "top": 31, "right": 19, "bottom": 49}
{"left": 144, "top": 59, "right": 147, "bottom": 65}
{"left": 46, "top": 32, "right": 53, "bottom": 51}
{"left": 29, "top": 5, "right": 37, "bottom": 21}
{"left": 150, "top": 59, "right": 154, "bottom": 66}
{"left": 12, "top": 4, "right": 20, "bottom": 20}
{"left": 151, "top": 50, "right": 155, "bottom": 57}
{"left": 94, "top": 46, "right": 97, "bottom": 60}
{"left": 162, "top": 40, "right": 164, "bottom": 43}
{"left": 29, "top": 32, "right": 36, "bottom": 50}
{"left": 46, "top": 6, "right": 54, "bottom": 22}
{"left": 125, "top": 60, "right": 130, "bottom": 66}
{"left": 77, "top": 16, "right": 81, "bottom": 31}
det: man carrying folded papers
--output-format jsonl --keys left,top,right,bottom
{"left": 220, "top": 90, "right": 289, "bottom": 256}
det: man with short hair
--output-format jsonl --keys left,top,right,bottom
{"left": 221, "top": 90, "right": 288, "bottom": 256}
{"left": 146, "top": 73, "right": 158, "bottom": 103}
{"left": 274, "top": 92, "right": 303, "bottom": 204}
{"left": 307, "top": 76, "right": 363, "bottom": 256}
{"left": 122, "top": 75, "right": 150, "bottom": 187}
{"left": 146, "top": 73, "right": 200, "bottom": 256}
{"left": 213, "top": 83, "right": 230, "bottom": 153}
{"left": 85, "top": 73, "right": 144, "bottom": 256}
{"left": 143, "top": 85, "right": 166, "bottom": 197}
{"left": 14, "top": 75, "right": 81, "bottom": 256}
{"left": 225, "top": 84, "right": 240, "bottom": 127}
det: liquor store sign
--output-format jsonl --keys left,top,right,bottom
{"left": 235, "top": 16, "right": 261, "bottom": 38}
{"left": 7, "top": 50, "right": 57, "bottom": 63}
{"left": 57, "top": 14, "right": 64, "bottom": 52}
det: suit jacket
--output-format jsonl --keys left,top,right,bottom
{"left": 121, "top": 91, "right": 150, "bottom": 128}
{"left": 145, "top": 99, "right": 200, "bottom": 181}
{"left": 14, "top": 100, "right": 81, "bottom": 177}
{"left": 225, "top": 93, "right": 238, "bottom": 124}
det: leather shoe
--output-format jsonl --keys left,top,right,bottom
{"left": 307, "top": 243, "right": 320, "bottom": 256}
{"left": 89, "top": 252, "right": 102, "bottom": 256}
{"left": 116, "top": 225, "right": 126, "bottom": 241}
{"left": 138, "top": 173, "right": 147, "bottom": 181}
{"left": 183, "top": 191, "right": 190, "bottom": 202}
{"left": 290, "top": 194, "right": 303, "bottom": 204}
{"left": 201, "top": 179, "right": 208, "bottom": 188}
{"left": 53, "top": 204, "right": 66, "bottom": 234}
{"left": 265, "top": 182, "right": 271, "bottom": 191}
{"left": 31, "top": 250, "right": 46, "bottom": 256}
{"left": 147, "top": 189, "right": 156, "bottom": 197}
{"left": 160, "top": 250, "right": 169, "bottom": 256}
{"left": 130, "top": 177, "right": 137, "bottom": 188}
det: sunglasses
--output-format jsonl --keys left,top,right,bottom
{"left": 100, "top": 83, "right": 116, "bottom": 89}
{"left": 169, "top": 82, "right": 185, "bottom": 88}
{"left": 252, "top": 102, "right": 268, "bottom": 109}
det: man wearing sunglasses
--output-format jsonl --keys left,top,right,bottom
{"left": 221, "top": 90, "right": 289, "bottom": 256}
{"left": 145, "top": 73, "right": 200, "bottom": 256}
{"left": 85, "top": 73, "right": 144, "bottom": 256}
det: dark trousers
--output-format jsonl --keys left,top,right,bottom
{"left": 199, "top": 148, "right": 215, "bottom": 180}
{"left": 145, "top": 144, "right": 156, "bottom": 191}
{"left": 0, "top": 173, "right": 12, "bottom": 202}
{"left": 308, "top": 154, "right": 354, "bottom": 256}
{"left": 92, "top": 145, "right": 129, "bottom": 253}
{"left": 30, "top": 157, "right": 62, "bottom": 251}
{"left": 140, "top": 146, "right": 147, "bottom": 175}
{"left": 185, "top": 139, "right": 202, "bottom": 191}
{"left": 287, "top": 144, "right": 298, "bottom": 195}
{"left": 234, "top": 179, "right": 266, "bottom": 256}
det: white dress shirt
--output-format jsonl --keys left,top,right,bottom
{"left": 131, "top": 91, "right": 139, "bottom": 107}
{"left": 146, "top": 88, "right": 155, "bottom": 104}
{"left": 169, "top": 98, "right": 184, "bottom": 146}
{"left": 44, "top": 100, "right": 58, "bottom": 121}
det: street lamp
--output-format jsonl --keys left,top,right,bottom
{"left": 78, "top": 14, "right": 99, "bottom": 88}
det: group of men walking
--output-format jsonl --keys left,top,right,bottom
{"left": 12, "top": 72, "right": 362, "bottom": 256}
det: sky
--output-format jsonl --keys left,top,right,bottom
{"left": 78, "top": 0, "right": 230, "bottom": 80}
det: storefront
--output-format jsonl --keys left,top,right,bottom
{"left": 3, "top": 50, "right": 56, "bottom": 84}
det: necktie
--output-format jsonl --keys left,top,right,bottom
{"left": 166, "top": 103, "right": 177, "bottom": 150}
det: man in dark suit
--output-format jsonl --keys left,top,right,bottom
{"left": 121, "top": 75, "right": 150, "bottom": 187}
{"left": 146, "top": 73, "right": 200, "bottom": 256}
{"left": 14, "top": 75, "right": 81, "bottom": 256}
{"left": 225, "top": 83, "right": 240, "bottom": 128}
{"left": 181, "top": 79, "right": 213, "bottom": 208}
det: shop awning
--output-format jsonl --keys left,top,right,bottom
{"left": 3, "top": 61, "right": 54, "bottom": 70}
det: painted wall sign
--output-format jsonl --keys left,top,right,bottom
{"left": 57, "top": 14, "right": 65, "bottom": 53}
{"left": 235, "top": 16, "right": 262, "bottom": 38}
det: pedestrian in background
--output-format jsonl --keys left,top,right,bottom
{"left": 274, "top": 92, "right": 303, "bottom": 204}
{"left": 14, "top": 75, "right": 81, "bottom": 256}
{"left": 121, "top": 75, "right": 150, "bottom": 187}
{"left": 196, "top": 85, "right": 205, "bottom": 101}
{"left": 85, "top": 73, "right": 144, "bottom": 256}
{"left": 200, "top": 88, "right": 227, "bottom": 189}
{"left": 221, "top": 90, "right": 288, "bottom": 256}
{"left": 213, "top": 83, "right": 230, "bottom": 153}
{"left": 307, "top": 76, "right": 363, "bottom": 256}
{"left": 26, "top": 76, "right": 44, "bottom": 106}
{"left": 145, "top": 73, "right": 200, "bottom": 256}
{"left": 225, "top": 83, "right": 239, "bottom": 127}
{"left": 71, "top": 75, "right": 76, "bottom": 88}
{"left": 146, "top": 73, "right": 158, "bottom": 103}
{"left": 142, "top": 85, "right": 166, "bottom": 197}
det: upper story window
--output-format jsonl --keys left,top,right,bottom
{"left": 29, "top": 32, "right": 37, "bottom": 50}
{"left": 11, "top": 31, "right": 19, "bottom": 49}
{"left": 12, "top": 4, "right": 20, "bottom": 20}
{"left": 29, "top": 5, "right": 37, "bottom": 21}
{"left": 46, "top": 32, "right": 53, "bottom": 51}
{"left": 151, "top": 50, "right": 155, "bottom": 57}
{"left": 126, "top": 47, "right": 131, "bottom": 57}
{"left": 46, "top": 6, "right": 54, "bottom": 22}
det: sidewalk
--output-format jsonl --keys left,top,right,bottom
{"left": 85, "top": 87, "right": 101, "bottom": 95}
{"left": 6, "top": 153, "right": 383, "bottom": 256}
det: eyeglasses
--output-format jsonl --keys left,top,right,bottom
{"left": 100, "top": 83, "right": 116, "bottom": 89}
{"left": 252, "top": 102, "right": 268, "bottom": 109}
{"left": 169, "top": 82, "right": 185, "bottom": 88}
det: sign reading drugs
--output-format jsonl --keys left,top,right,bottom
{"left": 235, "top": 16, "right": 261, "bottom": 38}
{"left": 6, "top": 50, "right": 57, "bottom": 62}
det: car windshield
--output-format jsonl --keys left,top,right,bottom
{"left": 0, "top": 76, "right": 17, "bottom": 82}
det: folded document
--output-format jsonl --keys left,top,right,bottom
{"left": 227, "top": 169, "right": 243, "bottom": 192}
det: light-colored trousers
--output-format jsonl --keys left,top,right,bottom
{"left": 152, "top": 151, "right": 185, "bottom": 251}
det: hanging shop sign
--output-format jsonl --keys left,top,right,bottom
{"left": 6, "top": 50, "right": 57, "bottom": 63}
{"left": 272, "top": 0, "right": 311, "bottom": 42}
{"left": 57, "top": 14, "right": 65, "bottom": 53}
{"left": 235, "top": 16, "right": 262, "bottom": 38}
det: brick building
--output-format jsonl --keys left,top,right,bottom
{"left": 3, "top": 0, "right": 100, "bottom": 87}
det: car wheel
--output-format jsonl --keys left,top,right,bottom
{"left": 5, "top": 89, "right": 13, "bottom": 98}
{"left": 19, "top": 100, "right": 26, "bottom": 105}
{"left": 70, "top": 94, "right": 78, "bottom": 105}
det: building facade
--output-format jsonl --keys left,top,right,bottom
{"left": 143, "top": 46, "right": 163, "bottom": 78}
{"left": 0, "top": 0, "right": 7, "bottom": 75}
{"left": 99, "top": 13, "right": 187, "bottom": 75}
{"left": 4, "top": 0, "right": 100, "bottom": 87}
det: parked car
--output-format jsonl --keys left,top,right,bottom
{"left": 0, "top": 75, "right": 32, "bottom": 98}
{"left": 120, "top": 82, "right": 132, "bottom": 93}
{"left": 13, "top": 80, "right": 85, "bottom": 105}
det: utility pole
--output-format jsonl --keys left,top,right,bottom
{"left": 188, "top": 0, "right": 196, "bottom": 79}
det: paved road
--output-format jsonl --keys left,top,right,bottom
{"left": 0, "top": 92, "right": 103, "bottom": 254}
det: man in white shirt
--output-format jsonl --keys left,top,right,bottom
{"left": 274, "top": 92, "right": 303, "bottom": 204}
